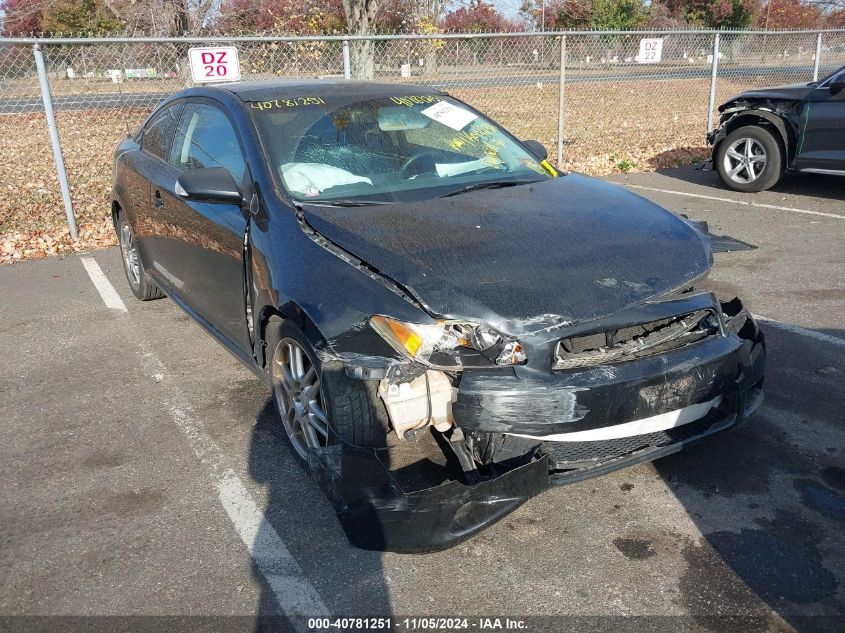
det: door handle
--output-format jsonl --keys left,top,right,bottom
{"left": 152, "top": 189, "right": 164, "bottom": 209}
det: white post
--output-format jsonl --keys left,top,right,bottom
{"left": 557, "top": 35, "right": 566, "bottom": 167}
{"left": 33, "top": 43, "right": 78, "bottom": 241}
{"left": 706, "top": 33, "right": 720, "bottom": 134}
{"left": 813, "top": 33, "right": 822, "bottom": 82}
{"left": 342, "top": 40, "right": 351, "bottom": 79}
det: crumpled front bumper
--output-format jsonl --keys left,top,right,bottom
{"left": 306, "top": 446, "right": 550, "bottom": 553}
{"left": 306, "top": 372, "right": 761, "bottom": 553}
{"left": 452, "top": 298, "right": 765, "bottom": 438}
{"left": 307, "top": 300, "right": 765, "bottom": 553}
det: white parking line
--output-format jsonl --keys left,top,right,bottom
{"left": 79, "top": 255, "right": 328, "bottom": 625}
{"left": 141, "top": 348, "right": 329, "bottom": 626}
{"left": 753, "top": 314, "right": 845, "bottom": 348}
{"left": 80, "top": 256, "right": 128, "bottom": 312}
{"left": 624, "top": 184, "right": 845, "bottom": 220}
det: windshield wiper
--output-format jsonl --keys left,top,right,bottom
{"left": 440, "top": 179, "right": 535, "bottom": 198}
{"left": 296, "top": 199, "right": 392, "bottom": 207}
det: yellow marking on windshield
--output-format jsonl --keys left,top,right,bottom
{"left": 540, "top": 160, "right": 558, "bottom": 176}
{"left": 523, "top": 161, "right": 547, "bottom": 176}
{"left": 445, "top": 122, "right": 507, "bottom": 168}
{"left": 389, "top": 95, "right": 441, "bottom": 107}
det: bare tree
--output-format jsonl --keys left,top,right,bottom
{"left": 416, "top": 0, "right": 449, "bottom": 22}
{"left": 809, "top": 0, "right": 845, "bottom": 25}
{"left": 343, "top": 0, "right": 379, "bottom": 79}
{"left": 413, "top": 0, "right": 449, "bottom": 74}
{"left": 169, "top": 0, "right": 190, "bottom": 35}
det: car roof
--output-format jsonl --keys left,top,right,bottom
{"left": 186, "top": 79, "right": 444, "bottom": 102}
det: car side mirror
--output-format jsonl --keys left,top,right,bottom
{"left": 829, "top": 72, "right": 845, "bottom": 95}
{"left": 522, "top": 139, "right": 548, "bottom": 161}
{"left": 175, "top": 167, "right": 242, "bottom": 204}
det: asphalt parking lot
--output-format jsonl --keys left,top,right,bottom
{"left": 1, "top": 167, "right": 843, "bottom": 632}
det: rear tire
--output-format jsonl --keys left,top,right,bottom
{"left": 715, "top": 125, "right": 782, "bottom": 193}
{"left": 268, "top": 321, "right": 389, "bottom": 464}
{"left": 117, "top": 216, "right": 164, "bottom": 301}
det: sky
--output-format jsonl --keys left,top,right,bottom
{"left": 492, "top": 0, "right": 527, "bottom": 19}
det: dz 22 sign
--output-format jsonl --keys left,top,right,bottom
{"left": 638, "top": 38, "right": 663, "bottom": 64}
{"left": 189, "top": 47, "right": 241, "bottom": 83}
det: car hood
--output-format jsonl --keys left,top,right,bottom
{"left": 719, "top": 82, "right": 814, "bottom": 110}
{"left": 301, "top": 174, "right": 711, "bottom": 334}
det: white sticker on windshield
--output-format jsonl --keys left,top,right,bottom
{"left": 420, "top": 101, "right": 478, "bottom": 131}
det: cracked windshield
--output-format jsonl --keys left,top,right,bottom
{"left": 249, "top": 94, "right": 555, "bottom": 203}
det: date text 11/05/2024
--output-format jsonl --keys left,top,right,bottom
{"left": 307, "top": 617, "right": 528, "bottom": 630}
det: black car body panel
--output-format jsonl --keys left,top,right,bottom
{"left": 720, "top": 82, "right": 816, "bottom": 103}
{"left": 301, "top": 174, "right": 712, "bottom": 332}
{"left": 307, "top": 358, "right": 763, "bottom": 553}
{"left": 112, "top": 79, "right": 767, "bottom": 552}
{"left": 707, "top": 66, "right": 845, "bottom": 173}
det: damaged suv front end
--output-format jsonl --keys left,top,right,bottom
{"left": 706, "top": 65, "right": 845, "bottom": 191}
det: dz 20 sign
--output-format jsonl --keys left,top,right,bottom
{"left": 189, "top": 47, "right": 241, "bottom": 83}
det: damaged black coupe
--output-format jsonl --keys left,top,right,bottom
{"left": 112, "top": 80, "right": 765, "bottom": 552}
{"left": 708, "top": 64, "right": 845, "bottom": 192}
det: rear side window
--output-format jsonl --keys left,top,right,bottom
{"left": 142, "top": 103, "right": 182, "bottom": 160}
{"left": 169, "top": 102, "right": 246, "bottom": 183}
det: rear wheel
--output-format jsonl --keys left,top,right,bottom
{"left": 269, "top": 322, "right": 389, "bottom": 463}
{"left": 716, "top": 125, "right": 782, "bottom": 192}
{"left": 117, "top": 216, "right": 164, "bottom": 301}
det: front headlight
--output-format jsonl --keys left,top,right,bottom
{"left": 370, "top": 315, "right": 527, "bottom": 369}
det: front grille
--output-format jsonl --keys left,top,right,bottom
{"left": 544, "top": 414, "right": 719, "bottom": 470}
{"left": 553, "top": 309, "right": 717, "bottom": 370}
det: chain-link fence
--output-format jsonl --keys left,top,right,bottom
{"left": 1, "top": 29, "right": 844, "bottom": 260}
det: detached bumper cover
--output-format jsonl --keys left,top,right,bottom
{"left": 307, "top": 446, "right": 550, "bottom": 553}
{"left": 547, "top": 381, "right": 763, "bottom": 485}
{"left": 307, "top": 308, "right": 765, "bottom": 553}
{"left": 307, "top": 380, "right": 760, "bottom": 552}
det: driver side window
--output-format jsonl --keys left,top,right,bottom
{"left": 142, "top": 103, "right": 182, "bottom": 161}
{"left": 169, "top": 103, "right": 246, "bottom": 183}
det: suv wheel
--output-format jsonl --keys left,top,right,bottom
{"left": 716, "top": 125, "right": 782, "bottom": 192}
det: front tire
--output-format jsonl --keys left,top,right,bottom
{"left": 117, "top": 216, "right": 164, "bottom": 301}
{"left": 716, "top": 125, "right": 782, "bottom": 192}
{"left": 268, "top": 322, "right": 389, "bottom": 463}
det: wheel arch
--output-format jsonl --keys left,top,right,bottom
{"left": 255, "top": 301, "right": 327, "bottom": 371}
{"left": 715, "top": 110, "right": 794, "bottom": 168}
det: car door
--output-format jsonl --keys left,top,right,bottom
{"left": 147, "top": 98, "right": 252, "bottom": 353}
{"left": 796, "top": 70, "right": 845, "bottom": 173}
{"left": 128, "top": 101, "right": 183, "bottom": 267}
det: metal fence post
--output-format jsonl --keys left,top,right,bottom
{"left": 813, "top": 32, "right": 822, "bottom": 81}
{"left": 706, "top": 33, "right": 720, "bottom": 134}
{"left": 557, "top": 35, "right": 566, "bottom": 167}
{"left": 32, "top": 42, "right": 78, "bottom": 241}
{"left": 342, "top": 40, "right": 351, "bottom": 79}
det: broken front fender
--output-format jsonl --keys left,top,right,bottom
{"left": 707, "top": 104, "right": 802, "bottom": 168}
